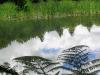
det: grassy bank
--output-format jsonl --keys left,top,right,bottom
{"left": 0, "top": 1, "right": 100, "bottom": 20}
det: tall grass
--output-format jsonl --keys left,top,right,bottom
{"left": 0, "top": 1, "right": 100, "bottom": 20}
{"left": 0, "top": 2, "right": 17, "bottom": 20}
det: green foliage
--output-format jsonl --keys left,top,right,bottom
{"left": 0, "top": 0, "right": 100, "bottom": 18}
{"left": 0, "top": 2, "right": 17, "bottom": 17}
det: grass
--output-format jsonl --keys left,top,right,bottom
{"left": 0, "top": 1, "right": 100, "bottom": 20}
{"left": 0, "top": 2, "right": 17, "bottom": 18}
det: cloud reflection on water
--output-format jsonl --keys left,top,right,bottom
{"left": 0, "top": 24, "right": 100, "bottom": 65}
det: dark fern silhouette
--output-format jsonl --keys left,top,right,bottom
{"left": 0, "top": 62, "right": 19, "bottom": 75}
{"left": 14, "top": 56, "right": 59, "bottom": 75}
{"left": 49, "top": 45, "right": 99, "bottom": 75}
{"left": 13, "top": 45, "right": 100, "bottom": 75}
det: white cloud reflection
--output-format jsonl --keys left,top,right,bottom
{"left": 0, "top": 24, "right": 100, "bottom": 74}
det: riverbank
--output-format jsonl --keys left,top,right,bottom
{"left": 0, "top": 1, "right": 100, "bottom": 21}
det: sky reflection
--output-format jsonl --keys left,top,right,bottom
{"left": 0, "top": 24, "right": 100, "bottom": 65}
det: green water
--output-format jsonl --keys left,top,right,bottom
{"left": 0, "top": 15, "right": 100, "bottom": 48}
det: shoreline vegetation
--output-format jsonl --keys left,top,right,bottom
{"left": 0, "top": 0, "right": 100, "bottom": 21}
{"left": 0, "top": 0, "right": 100, "bottom": 48}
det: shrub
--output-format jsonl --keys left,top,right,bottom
{"left": 0, "top": 2, "right": 17, "bottom": 17}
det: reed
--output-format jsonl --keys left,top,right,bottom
{"left": 0, "top": 1, "right": 100, "bottom": 20}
